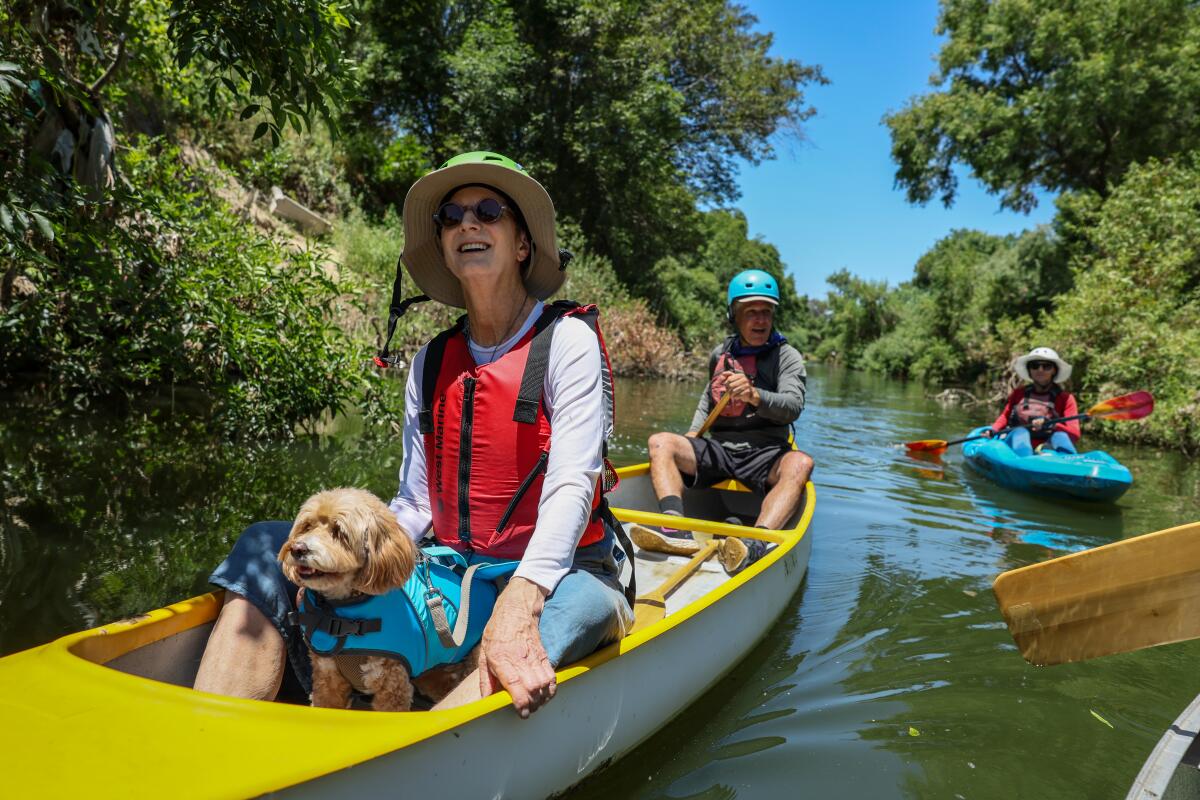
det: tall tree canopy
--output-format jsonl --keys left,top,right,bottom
{"left": 885, "top": 0, "right": 1200, "bottom": 212}
{"left": 344, "top": 0, "right": 825, "bottom": 287}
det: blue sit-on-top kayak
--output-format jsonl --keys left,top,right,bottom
{"left": 961, "top": 426, "right": 1133, "bottom": 502}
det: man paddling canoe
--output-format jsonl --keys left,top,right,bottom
{"left": 644, "top": 270, "right": 814, "bottom": 572}
{"left": 195, "top": 152, "right": 632, "bottom": 717}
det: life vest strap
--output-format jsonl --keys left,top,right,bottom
{"left": 287, "top": 609, "right": 382, "bottom": 638}
{"left": 419, "top": 319, "right": 465, "bottom": 434}
{"left": 513, "top": 303, "right": 575, "bottom": 424}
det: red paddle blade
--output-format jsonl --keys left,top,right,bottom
{"left": 1088, "top": 391, "right": 1154, "bottom": 420}
{"left": 904, "top": 439, "right": 949, "bottom": 453}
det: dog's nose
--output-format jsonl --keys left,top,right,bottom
{"left": 289, "top": 541, "right": 310, "bottom": 559}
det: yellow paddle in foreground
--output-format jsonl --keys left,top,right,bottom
{"left": 904, "top": 390, "right": 1154, "bottom": 454}
{"left": 992, "top": 520, "right": 1200, "bottom": 665}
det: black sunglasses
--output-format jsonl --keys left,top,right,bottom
{"left": 434, "top": 198, "right": 509, "bottom": 228}
{"left": 1028, "top": 360, "right": 1057, "bottom": 371}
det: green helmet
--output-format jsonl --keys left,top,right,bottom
{"left": 727, "top": 269, "right": 780, "bottom": 307}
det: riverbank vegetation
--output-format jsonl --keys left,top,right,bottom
{"left": 807, "top": 0, "right": 1200, "bottom": 453}
{"left": 1, "top": 0, "right": 822, "bottom": 437}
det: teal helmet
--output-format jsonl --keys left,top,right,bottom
{"left": 727, "top": 269, "right": 780, "bottom": 307}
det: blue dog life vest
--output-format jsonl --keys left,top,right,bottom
{"left": 292, "top": 548, "right": 518, "bottom": 678}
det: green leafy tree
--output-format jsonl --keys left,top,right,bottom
{"left": 654, "top": 209, "right": 801, "bottom": 347}
{"left": 343, "top": 0, "right": 825, "bottom": 287}
{"left": 886, "top": 0, "right": 1200, "bottom": 212}
{"left": 816, "top": 269, "right": 895, "bottom": 366}
{"left": 1041, "top": 154, "right": 1200, "bottom": 451}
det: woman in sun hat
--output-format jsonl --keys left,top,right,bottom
{"left": 984, "top": 346, "right": 1080, "bottom": 456}
{"left": 195, "top": 152, "right": 632, "bottom": 718}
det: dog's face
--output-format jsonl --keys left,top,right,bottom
{"left": 278, "top": 488, "right": 415, "bottom": 600}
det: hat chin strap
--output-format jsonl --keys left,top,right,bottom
{"left": 375, "top": 254, "right": 430, "bottom": 369}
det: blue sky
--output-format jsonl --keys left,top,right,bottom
{"left": 733, "top": 0, "right": 1055, "bottom": 298}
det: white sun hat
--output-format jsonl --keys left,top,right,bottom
{"left": 1014, "top": 346, "right": 1072, "bottom": 383}
{"left": 400, "top": 151, "right": 564, "bottom": 308}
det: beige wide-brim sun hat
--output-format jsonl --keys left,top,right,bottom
{"left": 400, "top": 152, "right": 563, "bottom": 308}
{"left": 1014, "top": 346, "right": 1073, "bottom": 383}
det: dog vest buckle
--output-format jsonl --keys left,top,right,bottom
{"left": 320, "top": 614, "right": 381, "bottom": 638}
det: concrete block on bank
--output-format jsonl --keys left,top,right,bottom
{"left": 269, "top": 186, "right": 332, "bottom": 235}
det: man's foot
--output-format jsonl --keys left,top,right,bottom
{"left": 630, "top": 525, "right": 701, "bottom": 556}
{"left": 718, "top": 537, "right": 768, "bottom": 575}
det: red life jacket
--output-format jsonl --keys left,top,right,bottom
{"left": 1010, "top": 386, "right": 1060, "bottom": 439}
{"left": 418, "top": 302, "right": 615, "bottom": 559}
{"left": 710, "top": 352, "right": 756, "bottom": 417}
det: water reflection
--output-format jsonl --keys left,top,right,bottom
{"left": 3, "top": 366, "right": 1200, "bottom": 800}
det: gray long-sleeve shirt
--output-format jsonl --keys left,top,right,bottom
{"left": 689, "top": 341, "right": 807, "bottom": 450}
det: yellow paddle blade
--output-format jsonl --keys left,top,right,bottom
{"left": 993, "top": 520, "right": 1200, "bottom": 666}
{"left": 1087, "top": 390, "right": 1154, "bottom": 420}
{"left": 904, "top": 439, "right": 949, "bottom": 453}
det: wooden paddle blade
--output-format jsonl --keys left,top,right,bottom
{"left": 904, "top": 439, "right": 949, "bottom": 453}
{"left": 632, "top": 597, "right": 668, "bottom": 630}
{"left": 993, "top": 521, "right": 1200, "bottom": 666}
{"left": 630, "top": 540, "right": 720, "bottom": 633}
{"left": 1088, "top": 390, "right": 1154, "bottom": 420}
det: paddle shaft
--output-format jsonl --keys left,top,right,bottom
{"left": 993, "top": 521, "right": 1200, "bottom": 665}
{"left": 697, "top": 391, "right": 731, "bottom": 437}
{"left": 947, "top": 411, "right": 1092, "bottom": 448}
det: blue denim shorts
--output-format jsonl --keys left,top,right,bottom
{"left": 210, "top": 520, "right": 633, "bottom": 693}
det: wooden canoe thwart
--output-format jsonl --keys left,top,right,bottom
{"left": 993, "top": 521, "right": 1200, "bottom": 666}
{"left": 0, "top": 463, "right": 815, "bottom": 799}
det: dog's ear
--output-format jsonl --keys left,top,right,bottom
{"left": 360, "top": 504, "right": 416, "bottom": 595}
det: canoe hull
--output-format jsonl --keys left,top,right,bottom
{"left": 1128, "top": 691, "right": 1200, "bottom": 800}
{"left": 288, "top": 529, "right": 812, "bottom": 798}
{"left": 962, "top": 427, "right": 1132, "bottom": 502}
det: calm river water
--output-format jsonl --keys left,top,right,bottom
{"left": 2, "top": 365, "right": 1198, "bottom": 798}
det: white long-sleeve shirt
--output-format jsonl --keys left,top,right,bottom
{"left": 389, "top": 304, "right": 604, "bottom": 592}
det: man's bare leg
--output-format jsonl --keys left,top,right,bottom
{"left": 193, "top": 592, "right": 286, "bottom": 700}
{"left": 755, "top": 450, "right": 814, "bottom": 530}
{"left": 647, "top": 432, "right": 699, "bottom": 502}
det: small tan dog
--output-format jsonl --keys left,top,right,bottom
{"left": 279, "top": 488, "right": 476, "bottom": 711}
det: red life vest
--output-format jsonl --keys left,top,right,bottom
{"left": 710, "top": 352, "right": 757, "bottom": 417}
{"left": 418, "top": 302, "right": 614, "bottom": 559}
{"left": 1010, "top": 386, "right": 1060, "bottom": 438}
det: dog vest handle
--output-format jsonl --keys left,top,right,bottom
{"left": 427, "top": 561, "right": 484, "bottom": 649}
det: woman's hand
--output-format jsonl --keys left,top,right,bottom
{"left": 478, "top": 576, "right": 556, "bottom": 718}
{"left": 722, "top": 371, "right": 760, "bottom": 406}
{"left": 982, "top": 429, "right": 995, "bottom": 438}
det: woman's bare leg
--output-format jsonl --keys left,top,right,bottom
{"left": 193, "top": 592, "right": 286, "bottom": 700}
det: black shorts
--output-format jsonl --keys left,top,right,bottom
{"left": 685, "top": 438, "right": 791, "bottom": 495}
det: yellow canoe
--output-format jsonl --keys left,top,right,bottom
{"left": 0, "top": 465, "right": 814, "bottom": 798}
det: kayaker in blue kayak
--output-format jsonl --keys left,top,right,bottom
{"left": 984, "top": 347, "right": 1081, "bottom": 457}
